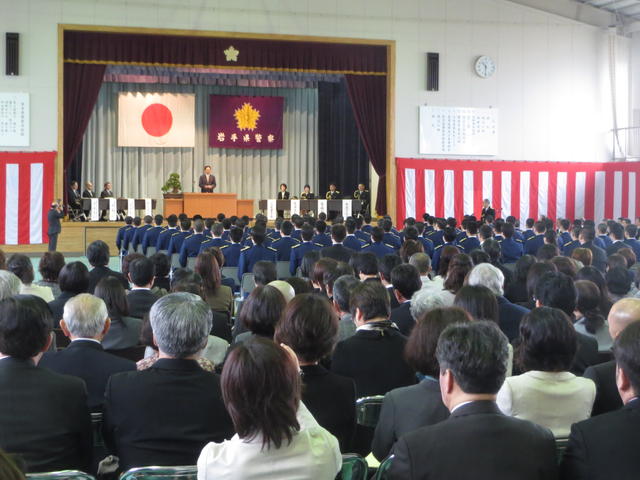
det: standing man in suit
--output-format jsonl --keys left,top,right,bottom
{"left": 0, "top": 295, "right": 92, "bottom": 473}
{"left": 39, "top": 294, "right": 136, "bottom": 411}
{"left": 47, "top": 202, "right": 64, "bottom": 251}
{"left": 354, "top": 183, "right": 370, "bottom": 216}
{"left": 103, "top": 293, "right": 234, "bottom": 471}
{"left": 481, "top": 198, "right": 495, "bottom": 222}
{"left": 389, "top": 264, "right": 422, "bottom": 336}
{"left": 388, "top": 321, "right": 557, "bottom": 480}
{"left": 561, "top": 320, "right": 640, "bottom": 479}
{"left": 277, "top": 183, "right": 290, "bottom": 218}
{"left": 126, "top": 257, "right": 158, "bottom": 319}
{"left": 199, "top": 165, "right": 216, "bottom": 193}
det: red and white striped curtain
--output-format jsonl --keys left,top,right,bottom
{"left": 0, "top": 152, "right": 56, "bottom": 245}
{"left": 397, "top": 158, "right": 640, "bottom": 226}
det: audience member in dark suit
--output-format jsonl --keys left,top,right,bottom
{"left": 275, "top": 293, "right": 356, "bottom": 452}
{"left": 578, "top": 227, "right": 607, "bottom": 273}
{"left": 126, "top": 256, "right": 158, "bottom": 319}
{"left": 606, "top": 223, "right": 627, "bottom": 256}
{"left": 39, "top": 294, "right": 136, "bottom": 410}
{"left": 48, "top": 261, "right": 89, "bottom": 327}
{"left": 94, "top": 276, "right": 143, "bottom": 351}
{"left": 198, "top": 165, "right": 216, "bottom": 193}
{"left": 86, "top": 240, "right": 129, "bottom": 293}
{"left": 388, "top": 321, "right": 557, "bottom": 480}
{"left": 373, "top": 307, "right": 471, "bottom": 461}
{"left": 583, "top": 297, "right": 640, "bottom": 416}
{"left": 47, "top": 202, "right": 64, "bottom": 251}
{"left": 561, "top": 320, "right": 640, "bottom": 479}
{"left": 378, "top": 254, "right": 402, "bottom": 310}
{"left": 0, "top": 295, "right": 92, "bottom": 474}
{"left": 389, "top": 263, "right": 422, "bottom": 336}
{"left": 320, "top": 224, "right": 355, "bottom": 264}
{"left": 103, "top": 292, "right": 234, "bottom": 471}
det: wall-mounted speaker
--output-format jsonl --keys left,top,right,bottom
{"left": 6, "top": 33, "right": 19, "bottom": 76}
{"left": 427, "top": 52, "right": 439, "bottom": 91}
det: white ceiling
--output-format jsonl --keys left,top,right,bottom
{"left": 576, "top": 0, "right": 640, "bottom": 21}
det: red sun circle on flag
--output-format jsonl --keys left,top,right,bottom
{"left": 141, "top": 103, "right": 173, "bottom": 137}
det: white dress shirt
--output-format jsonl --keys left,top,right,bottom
{"left": 497, "top": 370, "right": 595, "bottom": 437}
{"left": 197, "top": 402, "right": 341, "bottom": 480}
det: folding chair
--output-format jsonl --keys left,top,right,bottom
{"left": 119, "top": 465, "right": 197, "bottom": 480}
{"left": 240, "top": 273, "right": 256, "bottom": 297}
{"left": 145, "top": 246, "right": 157, "bottom": 257}
{"left": 355, "top": 395, "right": 385, "bottom": 428}
{"left": 170, "top": 254, "right": 181, "bottom": 270}
{"left": 336, "top": 454, "right": 368, "bottom": 480}
{"left": 27, "top": 471, "right": 95, "bottom": 480}
{"left": 373, "top": 455, "right": 395, "bottom": 480}
{"left": 186, "top": 256, "right": 197, "bottom": 270}
{"left": 276, "top": 261, "right": 290, "bottom": 279}
{"left": 221, "top": 267, "right": 240, "bottom": 288}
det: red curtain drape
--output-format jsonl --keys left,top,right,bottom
{"left": 345, "top": 74, "right": 387, "bottom": 214}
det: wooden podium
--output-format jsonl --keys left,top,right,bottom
{"left": 163, "top": 194, "right": 255, "bottom": 218}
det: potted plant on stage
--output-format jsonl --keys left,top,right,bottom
{"left": 161, "top": 173, "right": 183, "bottom": 198}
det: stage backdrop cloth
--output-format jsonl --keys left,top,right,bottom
{"left": 209, "top": 95, "right": 284, "bottom": 149}
{"left": 397, "top": 157, "right": 640, "bottom": 225}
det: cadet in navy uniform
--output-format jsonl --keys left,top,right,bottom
{"left": 457, "top": 221, "right": 481, "bottom": 254}
{"left": 218, "top": 227, "right": 244, "bottom": 267}
{"left": 431, "top": 227, "right": 459, "bottom": 273}
{"left": 271, "top": 220, "right": 301, "bottom": 262}
{"left": 343, "top": 218, "right": 366, "bottom": 251}
{"left": 179, "top": 219, "right": 208, "bottom": 267}
{"left": 289, "top": 225, "right": 323, "bottom": 275}
{"left": 131, "top": 215, "right": 154, "bottom": 253}
{"left": 361, "top": 215, "right": 374, "bottom": 234}
{"left": 562, "top": 227, "right": 581, "bottom": 257}
{"left": 361, "top": 227, "right": 397, "bottom": 258}
{"left": 624, "top": 224, "right": 640, "bottom": 259}
{"left": 523, "top": 221, "right": 546, "bottom": 256}
{"left": 290, "top": 217, "right": 305, "bottom": 241}
{"left": 354, "top": 217, "right": 371, "bottom": 243}
{"left": 141, "top": 214, "right": 165, "bottom": 255}
{"left": 313, "top": 220, "right": 332, "bottom": 247}
{"left": 500, "top": 223, "right": 523, "bottom": 263}
{"left": 155, "top": 214, "right": 179, "bottom": 251}
{"left": 167, "top": 219, "right": 191, "bottom": 256}
{"left": 116, "top": 216, "right": 134, "bottom": 253}
{"left": 381, "top": 219, "right": 401, "bottom": 250}
{"left": 557, "top": 219, "right": 572, "bottom": 250}
{"left": 238, "top": 226, "right": 277, "bottom": 280}
{"left": 428, "top": 219, "right": 447, "bottom": 248}
{"left": 522, "top": 218, "right": 536, "bottom": 241}
{"left": 597, "top": 223, "right": 613, "bottom": 248}
{"left": 198, "top": 222, "right": 231, "bottom": 253}
{"left": 122, "top": 217, "right": 141, "bottom": 252}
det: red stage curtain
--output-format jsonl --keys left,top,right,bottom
{"left": 345, "top": 74, "right": 387, "bottom": 214}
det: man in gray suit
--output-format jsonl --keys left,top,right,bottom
{"left": 47, "top": 202, "right": 64, "bottom": 251}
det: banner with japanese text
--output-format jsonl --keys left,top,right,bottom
{"left": 209, "top": 95, "right": 284, "bottom": 149}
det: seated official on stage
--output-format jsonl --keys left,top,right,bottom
{"left": 277, "top": 183, "right": 290, "bottom": 217}
{"left": 326, "top": 183, "right": 340, "bottom": 200}
{"left": 300, "top": 184, "right": 315, "bottom": 199}
{"left": 82, "top": 182, "right": 96, "bottom": 199}
{"left": 353, "top": 183, "right": 370, "bottom": 215}
{"left": 199, "top": 165, "right": 216, "bottom": 193}
{"left": 100, "top": 182, "right": 114, "bottom": 198}
{"left": 67, "top": 180, "right": 85, "bottom": 221}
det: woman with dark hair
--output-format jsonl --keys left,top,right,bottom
{"left": 576, "top": 266, "right": 613, "bottom": 316}
{"left": 438, "top": 253, "right": 474, "bottom": 305}
{"left": 300, "top": 250, "right": 320, "bottom": 279}
{"left": 310, "top": 257, "right": 338, "bottom": 296}
{"left": 571, "top": 247, "right": 592, "bottom": 267}
{"left": 453, "top": 285, "right": 499, "bottom": 323}
{"left": 435, "top": 245, "right": 459, "bottom": 278}
{"left": 47, "top": 261, "right": 89, "bottom": 326}
{"left": 520, "top": 261, "right": 557, "bottom": 310}
{"left": 274, "top": 294, "right": 356, "bottom": 452}
{"left": 7, "top": 253, "right": 54, "bottom": 302}
{"left": 550, "top": 256, "right": 577, "bottom": 279}
{"left": 371, "top": 307, "right": 470, "bottom": 461}
{"left": 606, "top": 266, "right": 634, "bottom": 303}
{"left": 149, "top": 252, "right": 171, "bottom": 293}
{"left": 504, "top": 255, "right": 536, "bottom": 304}
{"left": 195, "top": 251, "right": 233, "bottom": 315}
{"left": 197, "top": 337, "right": 341, "bottom": 479}
{"left": 94, "top": 276, "right": 142, "bottom": 351}
{"left": 573, "top": 280, "right": 611, "bottom": 352}
{"left": 497, "top": 307, "right": 595, "bottom": 437}
{"left": 203, "top": 246, "right": 236, "bottom": 290}
{"left": 234, "top": 285, "right": 286, "bottom": 343}
{"left": 398, "top": 239, "right": 423, "bottom": 264}
{"left": 35, "top": 251, "right": 65, "bottom": 299}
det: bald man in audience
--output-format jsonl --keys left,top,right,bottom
{"left": 584, "top": 298, "right": 640, "bottom": 415}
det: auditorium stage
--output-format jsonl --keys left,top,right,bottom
{"left": 0, "top": 221, "right": 124, "bottom": 255}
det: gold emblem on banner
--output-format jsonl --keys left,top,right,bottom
{"left": 224, "top": 45, "right": 239, "bottom": 62}
{"left": 234, "top": 103, "right": 261, "bottom": 131}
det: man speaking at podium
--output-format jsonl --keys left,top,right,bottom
{"left": 199, "top": 165, "right": 216, "bottom": 193}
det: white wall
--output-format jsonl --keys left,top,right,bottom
{"left": 0, "top": 0, "right": 629, "bottom": 163}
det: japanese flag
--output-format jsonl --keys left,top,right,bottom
{"left": 118, "top": 92, "right": 195, "bottom": 147}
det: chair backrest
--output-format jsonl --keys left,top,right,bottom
{"left": 337, "top": 454, "right": 368, "bottom": 480}
{"left": 105, "top": 345, "right": 146, "bottom": 362}
{"left": 373, "top": 455, "right": 395, "bottom": 480}
{"left": 355, "top": 395, "right": 385, "bottom": 427}
{"left": 186, "top": 256, "right": 197, "bottom": 270}
{"left": 136, "top": 245, "right": 144, "bottom": 254}
{"left": 54, "top": 328, "right": 70, "bottom": 350}
{"left": 240, "top": 273, "right": 256, "bottom": 297}
{"left": 145, "top": 246, "right": 157, "bottom": 257}
{"left": 221, "top": 267, "right": 239, "bottom": 287}
{"left": 27, "top": 471, "right": 96, "bottom": 480}
{"left": 555, "top": 436, "right": 569, "bottom": 464}
{"left": 119, "top": 465, "right": 197, "bottom": 480}
{"left": 170, "top": 253, "right": 181, "bottom": 269}
{"left": 276, "top": 261, "right": 290, "bottom": 280}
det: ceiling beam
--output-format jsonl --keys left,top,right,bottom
{"left": 504, "top": 0, "right": 621, "bottom": 27}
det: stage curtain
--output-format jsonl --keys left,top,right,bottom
{"left": 63, "top": 63, "right": 106, "bottom": 196}
{"left": 345, "top": 75, "right": 387, "bottom": 214}
{"left": 318, "top": 79, "right": 369, "bottom": 199}
{"left": 81, "top": 82, "right": 318, "bottom": 205}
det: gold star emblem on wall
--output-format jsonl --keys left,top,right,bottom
{"left": 234, "top": 103, "right": 260, "bottom": 131}
{"left": 224, "top": 45, "right": 239, "bottom": 62}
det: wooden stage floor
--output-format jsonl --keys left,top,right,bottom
{"left": 0, "top": 221, "right": 123, "bottom": 255}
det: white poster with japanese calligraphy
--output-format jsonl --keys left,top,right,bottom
{"left": 90, "top": 198, "right": 100, "bottom": 221}
{"left": 419, "top": 106, "right": 498, "bottom": 156}
{"left": 290, "top": 199, "right": 300, "bottom": 216}
{"left": 0, "top": 93, "right": 29, "bottom": 147}
{"left": 317, "top": 200, "right": 328, "bottom": 215}
{"left": 127, "top": 198, "right": 136, "bottom": 215}
{"left": 342, "top": 199, "right": 353, "bottom": 218}
{"left": 108, "top": 198, "right": 117, "bottom": 221}
{"left": 144, "top": 198, "right": 153, "bottom": 217}
{"left": 267, "top": 199, "right": 277, "bottom": 220}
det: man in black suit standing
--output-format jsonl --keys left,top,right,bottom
{"left": 198, "top": 165, "right": 216, "bottom": 193}
{"left": 388, "top": 322, "right": 557, "bottom": 480}
{"left": 277, "top": 183, "right": 290, "bottom": 218}
{"left": 47, "top": 202, "right": 64, "bottom": 251}
{"left": 39, "top": 294, "right": 135, "bottom": 410}
{"left": 561, "top": 320, "right": 640, "bottom": 479}
{"left": 103, "top": 292, "right": 234, "bottom": 471}
{"left": 389, "top": 264, "right": 422, "bottom": 336}
{"left": 86, "top": 240, "right": 128, "bottom": 293}
{"left": 481, "top": 198, "right": 496, "bottom": 222}
{"left": 0, "top": 295, "right": 92, "bottom": 473}
{"left": 320, "top": 224, "right": 355, "bottom": 263}
{"left": 126, "top": 257, "right": 158, "bottom": 319}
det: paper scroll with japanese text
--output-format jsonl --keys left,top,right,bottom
{"left": 144, "top": 198, "right": 153, "bottom": 217}
{"left": 290, "top": 199, "right": 300, "bottom": 216}
{"left": 90, "top": 198, "right": 100, "bottom": 221}
{"left": 317, "top": 200, "right": 328, "bottom": 215}
{"left": 267, "top": 199, "right": 277, "bottom": 220}
{"left": 108, "top": 198, "right": 117, "bottom": 221}
{"left": 342, "top": 200, "right": 352, "bottom": 218}
{"left": 127, "top": 198, "right": 135, "bottom": 216}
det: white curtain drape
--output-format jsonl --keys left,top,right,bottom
{"left": 81, "top": 82, "right": 318, "bottom": 210}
